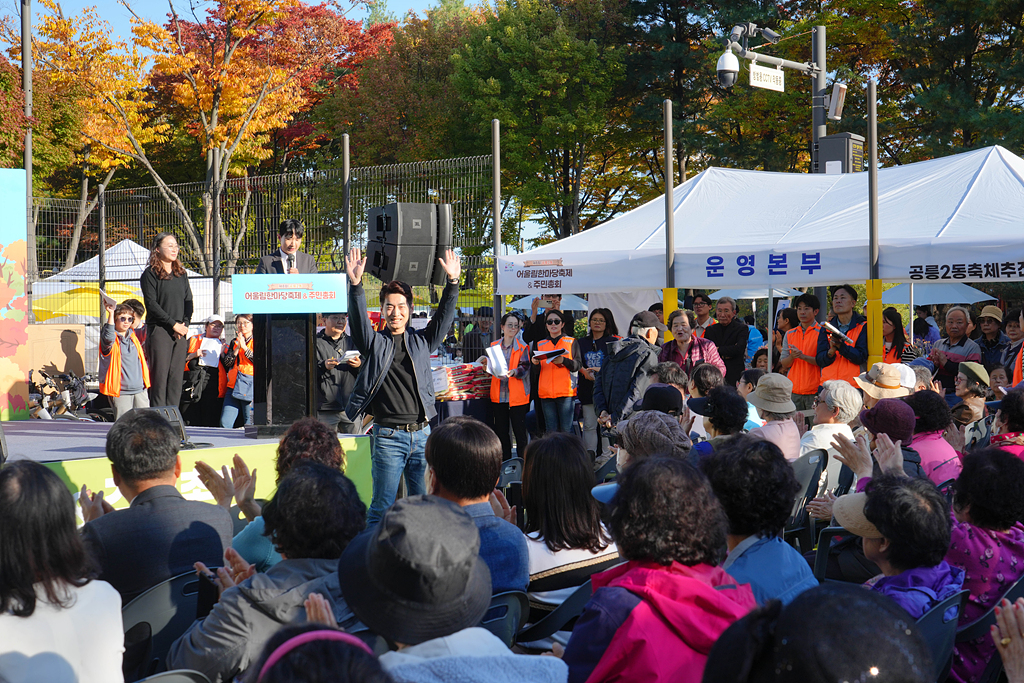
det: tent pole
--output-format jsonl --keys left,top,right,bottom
{"left": 866, "top": 79, "right": 884, "bottom": 367}
{"left": 766, "top": 287, "right": 773, "bottom": 372}
{"left": 492, "top": 119, "right": 502, "bottom": 335}
{"left": 662, "top": 99, "right": 677, "bottom": 342}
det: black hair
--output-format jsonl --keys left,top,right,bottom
{"left": 751, "top": 348, "right": 769, "bottom": 368}
{"left": 901, "top": 391, "right": 952, "bottom": 434}
{"left": 278, "top": 218, "right": 305, "bottom": 238}
{"left": 648, "top": 302, "right": 663, "bottom": 313}
{"left": 499, "top": 312, "right": 521, "bottom": 328}
{"left": 106, "top": 410, "right": 180, "bottom": 483}
{"left": 276, "top": 417, "right": 344, "bottom": 484}
{"left": 690, "top": 362, "right": 724, "bottom": 396}
{"left": 692, "top": 292, "right": 712, "bottom": 307}
{"left": 912, "top": 317, "right": 931, "bottom": 338}
{"left": 702, "top": 435, "right": 800, "bottom": 537}
{"left": 793, "top": 293, "right": 820, "bottom": 311}
{"left": 545, "top": 309, "right": 565, "bottom": 327}
{"left": 829, "top": 284, "right": 858, "bottom": 302}
{"left": 739, "top": 368, "right": 765, "bottom": 388}
{"left": 0, "top": 461, "right": 96, "bottom": 617}
{"left": 704, "top": 386, "right": 750, "bottom": 435}
{"left": 743, "top": 315, "right": 755, "bottom": 326}
{"left": 122, "top": 298, "right": 146, "bottom": 318}
{"left": 113, "top": 302, "right": 136, "bottom": 320}
{"left": 245, "top": 623, "right": 392, "bottom": 683}
{"left": 883, "top": 307, "right": 908, "bottom": 357}
{"left": 610, "top": 456, "right": 726, "bottom": 566}
{"left": 954, "top": 447, "right": 1024, "bottom": 530}
{"left": 262, "top": 462, "right": 366, "bottom": 560}
{"left": 379, "top": 280, "right": 413, "bottom": 310}
{"left": 425, "top": 416, "right": 502, "bottom": 501}
{"left": 589, "top": 307, "right": 619, "bottom": 337}
{"left": 648, "top": 361, "right": 688, "bottom": 387}
{"left": 666, "top": 309, "right": 692, "bottom": 330}
{"left": 1007, "top": 309, "right": 1022, "bottom": 327}
{"left": 523, "top": 434, "right": 611, "bottom": 553}
{"left": 776, "top": 308, "right": 799, "bottom": 330}
{"left": 863, "top": 474, "right": 951, "bottom": 572}
{"left": 1002, "top": 389, "right": 1024, "bottom": 432}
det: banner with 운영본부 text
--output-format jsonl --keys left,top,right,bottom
{"left": 232, "top": 274, "right": 348, "bottom": 314}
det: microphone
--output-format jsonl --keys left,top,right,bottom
{"left": 287, "top": 254, "right": 294, "bottom": 273}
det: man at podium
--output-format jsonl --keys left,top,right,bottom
{"left": 255, "top": 219, "right": 318, "bottom": 274}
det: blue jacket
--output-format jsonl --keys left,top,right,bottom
{"left": 815, "top": 311, "right": 869, "bottom": 370}
{"left": 721, "top": 535, "right": 818, "bottom": 606}
{"left": 464, "top": 502, "right": 529, "bottom": 593}
{"left": 345, "top": 281, "right": 459, "bottom": 422}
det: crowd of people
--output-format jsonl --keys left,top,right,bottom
{"left": 9, "top": 246, "right": 1024, "bottom": 683}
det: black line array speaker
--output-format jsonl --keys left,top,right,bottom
{"left": 367, "top": 203, "right": 453, "bottom": 287}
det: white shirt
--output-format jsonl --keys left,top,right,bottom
{"left": 0, "top": 580, "right": 124, "bottom": 683}
{"left": 800, "top": 422, "right": 855, "bottom": 491}
{"left": 525, "top": 531, "right": 619, "bottom": 606}
{"left": 278, "top": 248, "right": 295, "bottom": 272}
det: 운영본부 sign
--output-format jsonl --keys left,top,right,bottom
{"left": 750, "top": 63, "right": 784, "bottom": 92}
{"left": 232, "top": 274, "right": 348, "bottom": 314}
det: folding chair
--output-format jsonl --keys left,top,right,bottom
{"left": 497, "top": 458, "right": 524, "bottom": 489}
{"left": 812, "top": 526, "right": 848, "bottom": 583}
{"left": 479, "top": 591, "right": 530, "bottom": 648}
{"left": 915, "top": 589, "right": 968, "bottom": 683}
{"left": 784, "top": 449, "right": 826, "bottom": 553}
{"left": 955, "top": 573, "right": 1024, "bottom": 683}
{"left": 137, "top": 671, "right": 211, "bottom": 683}
{"left": 517, "top": 579, "right": 594, "bottom": 644}
{"left": 527, "top": 557, "right": 623, "bottom": 624}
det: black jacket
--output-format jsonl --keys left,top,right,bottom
{"left": 344, "top": 281, "right": 459, "bottom": 422}
{"left": 593, "top": 335, "right": 660, "bottom": 422}
{"left": 703, "top": 318, "right": 749, "bottom": 386}
{"left": 315, "top": 330, "right": 360, "bottom": 413}
{"left": 254, "top": 251, "right": 318, "bottom": 274}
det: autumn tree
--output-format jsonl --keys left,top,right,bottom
{"left": 0, "top": 55, "right": 28, "bottom": 167}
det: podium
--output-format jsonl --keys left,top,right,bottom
{"left": 232, "top": 274, "right": 348, "bottom": 436}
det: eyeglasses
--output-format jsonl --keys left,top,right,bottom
{"left": 546, "top": 320, "right": 563, "bottom": 326}
{"left": 694, "top": 301, "right": 709, "bottom": 307}
{"left": 117, "top": 316, "right": 134, "bottom": 323}
{"left": 591, "top": 318, "right": 606, "bottom": 324}
{"left": 813, "top": 395, "right": 834, "bottom": 409}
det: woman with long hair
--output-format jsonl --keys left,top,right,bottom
{"left": 0, "top": 461, "right": 124, "bottom": 683}
{"left": 480, "top": 312, "right": 532, "bottom": 460}
{"left": 141, "top": 232, "right": 193, "bottom": 407}
{"left": 882, "top": 307, "right": 914, "bottom": 363}
{"left": 530, "top": 309, "right": 582, "bottom": 434}
{"left": 578, "top": 309, "right": 619, "bottom": 457}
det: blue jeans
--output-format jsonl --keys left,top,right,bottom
{"left": 367, "top": 423, "right": 430, "bottom": 526}
{"left": 220, "top": 393, "right": 252, "bottom": 428}
{"left": 541, "top": 397, "right": 574, "bottom": 433}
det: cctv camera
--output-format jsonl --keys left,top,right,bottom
{"left": 717, "top": 50, "right": 740, "bottom": 88}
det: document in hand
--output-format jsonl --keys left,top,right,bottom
{"left": 341, "top": 350, "right": 361, "bottom": 362}
{"left": 100, "top": 290, "right": 117, "bottom": 309}
{"left": 533, "top": 348, "right": 567, "bottom": 361}
{"left": 484, "top": 344, "right": 509, "bottom": 376}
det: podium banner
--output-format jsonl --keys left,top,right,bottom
{"left": 232, "top": 274, "right": 348, "bottom": 314}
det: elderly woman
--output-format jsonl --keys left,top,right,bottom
{"left": 855, "top": 362, "right": 911, "bottom": 410}
{"left": 902, "top": 389, "right": 963, "bottom": 484}
{"left": 800, "top": 379, "right": 862, "bottom": 490}
{"left": 991, "top": 388, "right": 1024, "bottom": 459}
{"left": 954, "top": 362, "right": 992, "bottom": 450}
{"left": 614, "top": 409, "right": 692, "bottom": 471}
{"left": 748, "top": 374, "right": 801, "bottom": 462}
{"left": 563, "top": 456, "right": 755, "bottom": 683}
{"left": 659, "top": 309, "right": 726, "bottom": 377}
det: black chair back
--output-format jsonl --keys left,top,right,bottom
{"left": 517, "top": 579, "right": 594, "bottom": 644}
{"left": 915, "top": 589, "right": 968, "bottom": 683}
{"left": 594, "top": 456, "right": 617, "bottom": 485}
{"left": 137, "top": 671, "right": 211, "bottom": 683}
{"left": 498, "top": 458, "right": 524, "bottom": 489}
{"left": 479, "top": 591, "right": 530, "bottom": 648}
{"left": 784, "top": 449, "right": 826, "bottom": 552}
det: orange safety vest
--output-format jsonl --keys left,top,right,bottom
{"left": 694, "top": 317, "right": 717, "bottom": 339}
{"left": 883, "top": 343, "right": 902, "bottom": 365}
{"left": 1014, "top": 345, "right": 1023, "bottom": 387}
{"left": 536, "top": 336, "right": 576, "bottom": 399}
{"left": 820, "top": 321, "right": 866, "bottom": 387}
{"left": 99, "top": 330, "right": 151, "bottom": 398}
{"left": 488, "top": 338, "right": 530, "bottom": 407}
{"left": 184, "top": 335, "right": 202, "bottom": 371}
{"left": 785, "top": 323, "right": 822, "bottom": 395}
{"left": 219, "top": 336, "right": 254, "bottom": 397}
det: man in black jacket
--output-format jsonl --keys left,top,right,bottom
{"left": 595, "top": 311, "right": 665, "bottom": 428}
{"left": 315, "top": 312, "right": 362, "bottom": 434}
{"left": 344, "top": 247, "right": 462, "bottom": 525}
{"left": 254, "top": 219, "right": 318, "bottom": 274}
{"left": 704, "top": 296, "right": 749, "bottom": 386}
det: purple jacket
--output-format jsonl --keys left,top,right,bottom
{"left": 868, "top": 561, "right": 965, "bottom": 619}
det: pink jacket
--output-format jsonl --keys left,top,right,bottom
{"left": 658, "top": 336, "right": 727, "bottom": 378}
{"left": 909, "top": 431, "right": 963, "bottom": 485}
{"left": 991, "top": 432, "right": 1024, "bottom": 460}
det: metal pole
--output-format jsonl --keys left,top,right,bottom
{"left": 342, "top": 134, "right": 351, "bottom": 257}
{"left": 492, "top": 120, "right": 501, "bottom": 332}
{"left": 664, "top": 100, "right": 674, "bottom": 288}
{"left": 811, "top": 25, "right": 827, "bottom": 173}
{"left": 98, "top": 189, "right": 106, "bottom": 320}
{"left": 868, "top": 79, "right": 879, "bottom": 280}
{"left": 212, "top": 147, "right": 221, "bottom": 313}
{"left": 22, "top": 0, "right": 36, "bottom": 301}
{"left": 766, "top": 287, "right": 773, "bottom": 372}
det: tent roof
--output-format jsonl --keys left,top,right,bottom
{"left": 44, "top": 239, "right": 203, "bottom": 282}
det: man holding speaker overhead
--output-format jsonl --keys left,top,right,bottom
{"left": 344, "top": 245, "right": 462, "bottom": 525}
{"left": 255, "top": 219, "right": 318, "bottom": 274}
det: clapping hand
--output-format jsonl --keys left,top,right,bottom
{"left": 872, "top": 433, "right": 905, "bottom": 476}
{"left": 993, "top": 598, "right": 1024, "bottom": 683}
{"left": 304, "top": 593, "right": 339, "bottom": 628}
{"left": 807, "top": 490, "right": 837, "bottom": 521}
{"left": 195, "top": 460, "right": 235, "bottom": 509}
{"left": 196, "top": 548, "right": 255, "bottom": 599}
{"left": 832, "top": 433, "right": 874, "bottom": 480}
{"left": 489, "top": 489, "right": 517, "bottom": 524}
{"left": 230, "top": 454, "right": 260, "bottom": 521}
{"left": 79, "top": 485, "right": 115, "bottom": 523}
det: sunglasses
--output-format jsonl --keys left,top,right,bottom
{"left": 117, "top": 316, "right": 135, "bottom": 323}
{"left": 546, "top": 319, "right": 563, "bottom": 326}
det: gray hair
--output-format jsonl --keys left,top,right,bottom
{"left": 945, "top": 305, "right": 971, "bottom": 324}
{"left": 620, "top": 411, "right": 692, "bottom": 462}
{"left": 716, "top": 296, "right": 737, "bottom": 312}
{"left": 761, "top": 410, "right": 798, "bottom": 422}
{"left": 821, "top": 379, "right": 863, "bottom": 424}
{"left": 912, "top": 366, "right": 932, "bottom": 391}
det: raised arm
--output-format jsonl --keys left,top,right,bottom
{"left": 422, "top": 249, "right": 462, "bottom": 353}
{"left": 344, "top": 248, "right": 377, "bottom": 355}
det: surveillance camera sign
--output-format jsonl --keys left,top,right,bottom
{"left": 750, "top": 63, "right": 784, "bottom": 92}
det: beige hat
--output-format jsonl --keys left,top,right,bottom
{"left": 747, "top": 373, "right": 797, "bottom": 413}
{"left": 959, "top": 361, "right": 990, "bottom": 388}
{"left": 979, "top": 305, "right": 1003, "bottom": 323}
{"left": 833, "top": 492, "right": 883, "bottom": 539}
{"left": 855, "top": 363, "right": 911, "bottom": 399}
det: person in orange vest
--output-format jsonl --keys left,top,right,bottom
{"left": 530, "top": 309, "right": 582, "bottom": 434}
{"left": 1003, "top": 309, "right": 1023, "bottom": 387}
{"left": 815, "top": 285, "right": 868, "bottom": 387}
{"left": 181, "top": 314, "right": 225, "bottom": 427}
{"left": 691, "top": 292, "right": 717, "bottom": 338}
{"left": 479, "top": 313, "right": 532, "bottom": 460}
{"left": 220, "top": 314, "right": 255, "bottom": 428}
{"left": 99, "top": 301, "right": 151, "bottom": 419}
{"left": 780, "top": 293, "right": 821, "bottom": 411}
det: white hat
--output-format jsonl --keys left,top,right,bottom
{"left": 205, "top": 314, "right": 225, "bottom": 325}
{"left": 897, "top": 364, "right": 916, "bottom": 391}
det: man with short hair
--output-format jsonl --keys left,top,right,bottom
{"left": 595, "top": 311, "right": 665, "bottom": 428}
{"left": 691, "top": 293, "right": 716, "bottom": 338}
{"left": 815, "top": 285, "right": 868, "bottom": 387}
{"left": 704, "top": 297, "right": 748, "bottom": 386}
{"left": 929, "top": 305, "right": 982, "bottom": 396}
{"left": 316, "top": 312, "right": 362, "bottom": 434}
{"left": 344, "top": 246, "right": 462, "bottom": 524}
{"left": 255, "top": 219, "right": 318, "bottom": 274}
{"left": 425, "top": 416, "right": 528, "bottom": 593}
{"left": 78, "top": 411, "right": 233, "bottom": 602}
{"left": 462, "top": 307, "right": 494, "bottom": 362}
{"left": 781, "top": 293, "right": 822, "bottom": 411}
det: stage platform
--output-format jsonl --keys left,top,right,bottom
{"left": 2, "top": 420, "right": 372, "bottom": 524}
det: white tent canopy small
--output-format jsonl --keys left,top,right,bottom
{"left": 709, "top": 288, "right": 803, "bottom": 299}
{"left": 497, "top": 146, "right": 1024, "bottom": 294}
{"left": 507, "top": 293, "right": 589, "bottom": 311}
{"left": 882, "top": 283, "right": 995, "bottom": 306}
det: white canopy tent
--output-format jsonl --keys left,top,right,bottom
{"left": 497, "top": 146, "right": 1024, "bottom": 294}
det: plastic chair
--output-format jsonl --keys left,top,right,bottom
{"left": 784, "top": 449, "right": 826, "bottom": 553}
{"left": 122, "top": 570, "right": 215, "bottom": 676}
{"left": 594, "top": 456, "right": 617, "bottom": 485}
{"left": 935, "top": 477, "right": 956, "bottom": 503}
{"left": 956, "top": 573, "right": 1024, "bottom": 683}
{"left": 915, "top": 589, "right": 968, "bottom": 683}
{"left": 479, "top": 591, "right": 530, "bottom": 648}
{"left": 497, "top": 458, "right": 524, "bottom": 489}
{"left": 137, "top": 671, "right": 211, "bottom": 683}
{"left": 517, "top": 579, "right": 594, "bottom": 644}
{"left": 812, "top": 526, "right": 848, "bottom": 582}
{"left": 527, "top": 557, "right": 624, "bottom": 624}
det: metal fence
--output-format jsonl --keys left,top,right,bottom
{"left": 30, "top": 155, "right": 496, "bottom": 372}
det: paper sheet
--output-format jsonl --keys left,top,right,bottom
{"left": 484, "top": 344, "right": 509, "bottom": 377}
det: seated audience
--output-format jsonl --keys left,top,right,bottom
{"left": 688, "top": 362, "right": 725, "bottom": 440}
{"left": 800, "top": 379, "right": 861, "bottom": 489}
{"left": 79, "top": 410, "right": 232, "bottom": 603}
{"left": 522, "top": 434, "right": 618, "bottom": 609}
{"left": 614, "top": 410, "right": 692, "bottom": 470}
{"left": 990, "top": 365, "right": 1011, "bottom": 398}
{"left": 704, "top": 583, "right": 934, "bottom": 683}
{"left": 425, "top": 415, "right": 529, "bottom": 593}
{"left": 946, "top": 447, "right": 1024, "bottom": 683}
{"left": 902, "top": 389, "right": 963, "bottom": 484}
{"left": 991, "top": 388, "right": 1024, "bottom": 458}
{"left": 637, "top": 383, "right": 684, "bottom": 418}
{"left": 199, "top": 417, "right": 345, "bottom": 571}
{"left": 858, "top": 398, "right": 927, "bottom": 479}
{"left": 647, "top": 361, "right": 688, "bottom": 396}
{"left": 0, "top": 461, "right": 124, "bottom": 683}
{"left": 833, "top": 473, "right": 963, "bottom": 618}
{"left": 338, "top": 496, "right": 567, "bottom": 681}
{"left": 955, "top": 362, "right": 991, "bottom": 447}
{"left": 747, "top": 374, "right": 801, "bottom": 461}
{"left": 855, "top": 362, "right": 911, "bottom": 410}
{"left": 751, "top": 347, "right": 769, "bottom": 372}
{"left": 687, "top": 386, "right": 749, "bottom": 459}
{"left": 912, "top": 364, "right": 933, "bottom": 392}
{"left": 563, "top": 456, "right": 755, "bottom": 683}
{"left": 168, "top": 463, "right": 366, "bottom": 682}
{"left": 736, "top": 368, "right": 765, "bottom": 431}
{"left": 244, "top": 623, "right": 392, "bottom": 683}
{"left": 702, "top": 436, "right": 818, "bottom": 605}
